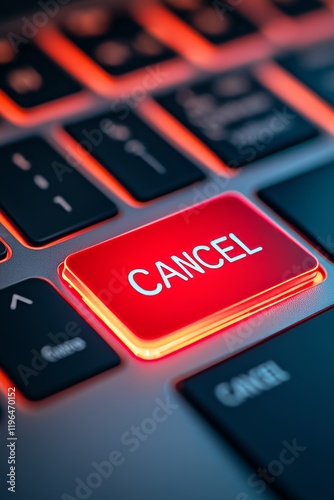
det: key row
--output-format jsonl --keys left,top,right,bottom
{"left": 0, "top": 7, "right": 333, "bottom": 114}
{"left": 0, "top": 68, "right": 330, "bottom": 248}
{"left": 2, "top": 124, "right": 334, "bottom": 262}
{"left": 0, "top": 177, "right": 327, "bottom": 397}
{"left": 0, "top": 131, "right": 203, "bottom": 245}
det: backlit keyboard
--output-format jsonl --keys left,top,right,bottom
{"left": 1, "top": 2, "right": 334, "bottom": 498}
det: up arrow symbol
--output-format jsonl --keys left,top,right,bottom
{"left": 10, "top": 294, "right": 33, "bottom": 311}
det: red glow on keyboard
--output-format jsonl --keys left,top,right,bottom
{"left": 61, "top": 193, "right": 324, "bottom": 360}
{"left": 36, "top": 27, "right": 191, "bottom": 98}
{"left": 256, "top": 62, "right": 334, "bottom": 135}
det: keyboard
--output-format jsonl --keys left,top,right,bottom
{"left": 1, "top": 1, "right": 334, "bottom": 499}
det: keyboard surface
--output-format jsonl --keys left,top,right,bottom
{"left": 0, "top": 1, "right": 334, "bottom": 499}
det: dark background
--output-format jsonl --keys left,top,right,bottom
{"left": 0, "top": 0, "right": 80, "bottom": 20}
{"left": 1, "top": 0, "right": 36, "bottom": 19}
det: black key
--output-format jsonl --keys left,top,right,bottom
{"left": 0, "top": 279, "right": 120, "bottom": 400}
{"left": 259, "top": 163, "right": 334, "bottom": 260}
{"left": 0, "top": 38, "right": 81, "bottom": 109}
{"left": 157, "top": 71, "right": 318, "bottom": 168}
{"left": 62, "top": 8, "right": 174, "bottom": 76}
{"left": 279, "top": 40, "right": 334, "bottom": 106}
{"left": 164, "top": 0, "right": 255, "bottom": 44}
{"left": 65, "top": 112, "right": 205, "bottom": 202}
{"left": 179, "top": 307, "right": 334, "bottom": 500}
{"left": 0, "top": 138, "right": 118, "bottom": 246}
{"left": 271, "top": 0, "right": 323, "bottom": 16}
{"left": 0, "top": 241, "right": 7, "bottom": 261}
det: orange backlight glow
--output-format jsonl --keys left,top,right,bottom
{"left": 36, "top": 27, "right": 193, "bottom": 98}
{"left": 0, "top": 238, "right": 12, "bottom": 263}
{"left": 255, "top": 62, "right": 334, "bottom": 135}
{"left": 60, "top": 193, "right": 324, "bottom": 360}
{"left": 133, "top": 2, "right": 272, "bottom": 70}
{"left": 0, "top": 88, "right": 92, "bottom": 127}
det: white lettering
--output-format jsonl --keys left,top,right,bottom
{"left": 127, "top": 234, "right": 263, "bottom": 296}
{"left": 193, "top": 245, "right": 224, "bottom": 269}
{"left": 211, "top": 235, "right": 247, "bottom": 262}
{"left": 155, "top": 261, "right": 189, "bottom": 288}
{"left": 128, "top": 269, "right": 163, "bottom": 296}
{"left": 170, "top": 252, "right": 205, "bottom": 278}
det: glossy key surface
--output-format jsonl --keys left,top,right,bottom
{"left": 0, "top": 137, "right": 118, "bottom": 245}
{"left": 157, "top": 71, "right": 318, "bottom": 168}
{"left": 164, "top": 0, "right": 255, "bottom": 44}
{"left": 279, "top": 40, "right": 334, "bottom": 106}
{"left": 259, "top": 162, "right": 334, "bottom": 260}
{"left": 179, "top": 306, "right": 334, "bottom": 500}
{"left": 62, "top": 9, "right": 174, "bottom": 76}
{"left": 61, "top": 193, "right": 323, "bottom": 359}
{"left": 66, "top": 111, "right": 205, "bottom": 201}
{"left": 0, "top": 40, "right": 81, "bottom": 108}
{"left": 0, "top": 279, "right": 120, "bottom": 400}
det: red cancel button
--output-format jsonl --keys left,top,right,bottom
{"left": 61, "top": 193, "right": 324, "bottom": 359}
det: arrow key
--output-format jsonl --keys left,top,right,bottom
{"left": 10, "top": 294, "right": 33, "bottom": 310}
{"left": 0, "top": 279, "right": 120, "bottom": 400}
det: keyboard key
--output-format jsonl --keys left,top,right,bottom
{"left": 163, "top": 0, "right": 255, "bottom": 44}
{"left": 0, "top": 38, "right": 81, "bottom": 108}
{"left": 179, "top": 306, "right": 334, "bottom": 500}
{"left": 278, "top": 40, "right": 334, "bottom": 106}
{"left": 0, "top": 279, "right": 120, "bottom": 400}
{"left": 0, "top": 138, "right": 118, "bottom": 245}
{"left": 66, "top": 111, "right": 205, "bottom": 202}
{"left": 259, "top": 163, "right": 334, "bottom": 260}
{"left": 62, "top": 7, "right": 174, "bottom": 76}
{"left": 271, "top": 0, "right": 323, "bottom": 16}
{"left": 0, "top": 241, "right": 7, "bottom": 261}
{"left": 157, "top": 71, "right": 318, "bottom": 168}
{"left": 61, "top": 193, "right": 322, "bottom": 359}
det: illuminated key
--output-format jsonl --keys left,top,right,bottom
{"left": 61, "top": 193, "right": 324, "bottom": 359}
